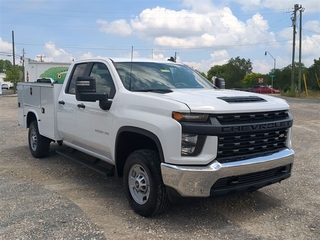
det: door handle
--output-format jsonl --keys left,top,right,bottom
{"left": 77, "top": 103, "right": 85, "bottom": 109}
{"left": 58, "top": 100, "right": 65, "bottom": 105}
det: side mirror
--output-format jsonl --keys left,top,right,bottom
{"left": 215, "top": 78, "right": 225, "bottom": 89}
{"left": 76, "top": 77, "right": 108, "bottom": 102}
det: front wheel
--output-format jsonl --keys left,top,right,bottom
{"left": 123, "top": 149, "right": 170, "bottom": 217}
{"left": 28, "top": 121, "right": 51, "bottom": 158}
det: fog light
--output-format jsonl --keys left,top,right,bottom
{"left": 181, "top": 134, "right": 198, "bottom": 155}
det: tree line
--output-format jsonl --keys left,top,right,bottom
{"left": 204, "top": 56, "right": 320, "bottom": 92}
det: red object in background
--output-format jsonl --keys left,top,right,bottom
{"left": 253, "top": 86, "right": 280, "bottom": 94}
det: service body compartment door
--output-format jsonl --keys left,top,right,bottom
{"left": 23, "top": 85, "right": 41, "bottom": 107}
{"left": 39, "top": 85, "right": 62, "bottom": 140}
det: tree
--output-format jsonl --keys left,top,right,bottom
{"left": 4, "top": 65, "right": 21, "bottom": 94}
{"left": 199, "top": 71, "right": 207, "bottom": 79}
{"left": 305, "top": 58, "right": 320, "bottom": 91}
{"left": 242, "top": 73, "right": 263, "bottom": 87}
{"left": 0, "top": 59, "right": 12, "bottom": 73}
{"left": 228, "top": 57, "right": 253, "bottom": 75}
{"left": 207, "top": 65, "right": 227, "bottom": 82}
{"left": 207, "top": 57, "right": 253, "bottom": 88}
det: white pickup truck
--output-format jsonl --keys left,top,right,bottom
{"left": 18, "top": 58, "right": 294, "bottom": 217}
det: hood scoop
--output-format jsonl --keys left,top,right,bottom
{"left": 217, "top": 96, "right": 267, "bottom": 103}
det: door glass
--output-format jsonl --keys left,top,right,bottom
{"left": 66, "top": 63, "right": 87, "bottom": 94}
{"left": 89, "top": 63, "right": 116, "bottom": 98}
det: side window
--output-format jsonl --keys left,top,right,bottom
{"left": 66, "top": 63, "right": 87, "bottom": 94}
{"left": 89, "top": 63, "right": 116, "bottom": 98}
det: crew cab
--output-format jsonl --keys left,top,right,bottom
{"left": 18, "top": 58, "right": 294, "bottom": 217}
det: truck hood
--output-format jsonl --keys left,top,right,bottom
{"left": 161, "top": 89, "right": 289, "bottom": 113}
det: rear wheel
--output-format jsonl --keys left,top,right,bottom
{"left": 123, "top": 149, "right": 170, "bottom": 217}
{"left": 28, "top": 121, "right": 51, "bottom": 158}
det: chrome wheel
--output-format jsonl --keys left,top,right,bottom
{"left": 29, "top": 128, "right": 38, "bottom": 151}
{"left": 123, "top": 150, "right": 170, "bottom": 217}
{"left": 28, "top": 121, "right": 51, "bottom": 158}
{"left": 128, "top": 164, "right": 150, "bottom": 205}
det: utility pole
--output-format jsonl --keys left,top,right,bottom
{"left": 298, "top": 6, "right": 304, "bottom": 93}
{"left": 291, "top": 4, "right": 302, "bottom": 92}
{"left": 12, "top": 31, "right": 15, "bottom": 67}
{"left": 21, "top": 49, "right": 26, "bottom": 82}
{"left": 21, "top": 48, "right": 25, "bottom": 66}
{"left": 36, "top": 55, "right": 46, "bottom": 62}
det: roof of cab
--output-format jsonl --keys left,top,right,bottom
{"left": 74, "top": 57, "right": 181, "bottom": 65}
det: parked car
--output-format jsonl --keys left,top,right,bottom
{"left": 1, "top": 84, "right": 9, "bottom": 90}
{"left": 253, "top": 85, "right": 280, "bottom": 94}
{"left": 270, "top": 88, "right": 281, "bottom": 94}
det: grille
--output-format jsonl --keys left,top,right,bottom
{"left": 214, "top": 110, "right": 291, "bottom": 163}
{"left": 216, "top": 110, "right": 289, "bottom": 124}
{"left": 217, "top": 129, "right": 288, "bottom": 162}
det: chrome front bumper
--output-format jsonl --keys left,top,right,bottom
{"left": 161, "top": 149, "right": 294, "bottom": 197}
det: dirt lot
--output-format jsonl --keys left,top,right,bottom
{"left": 0, "top": 93, "right": 319, "bottom": 240}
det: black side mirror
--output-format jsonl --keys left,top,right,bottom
{"left": 215, "top": 78, "right": 225, "bottom": 89}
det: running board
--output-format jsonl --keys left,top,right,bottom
{"left": 56, "top": 147, "right": 115, "bottom": 177}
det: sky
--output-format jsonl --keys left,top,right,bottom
{"left": 0, "top": 0, "right": 319, "bottom": 74}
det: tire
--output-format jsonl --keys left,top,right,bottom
{"left": 28, "top": 121, "right": 51, "bottom": 158}
{"left": 123, "top": 149, "right": 170, "bottom": 217}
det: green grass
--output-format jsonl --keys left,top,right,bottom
{"left": 282, "top": 90, "right": 320, "bottom": 99}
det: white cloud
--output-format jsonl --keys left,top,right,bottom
{"left": 42, "top": 42, "right": 74, "bottom": 62}
{"left": 121, "top": 5, "right": 273, "bottom": 50}
{"left": 79, "top": 52, "right": 95, "bottom": 59}
{"left": 302, "top": 35, "right": 320, "bottom": 66}
{"left": 0, "top": 38, "right": 18, "bottom": 63}
{"left": 130, "top": 7, "right": 211, "bottom": 39}
{"left": 0, "top": 38, "right": 12, "bottom": 53}
{"left": 182, "top": 0, "right": 216, "bottom": 13}
{"left": 304, "top": 20, "right": 320, "bottom": 34}
{"left": 210, "top": 50, "right": 229, "bottom": 59}
{"left": 97, "top": 19, "right": 132, "bottom": 36}
{"left": 151, "top": 53, "right": 165, "bottom": 60}
{"left": 183, "top": 50, "right": 229, "bottom": 73}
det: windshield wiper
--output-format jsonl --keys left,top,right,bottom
{"left": 132, "top": 89, "right": 173, "bottom": 93}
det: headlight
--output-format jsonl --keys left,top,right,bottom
{"left": 182, "top": 134, "right": 198, "bottom": 155}
{"left": 172, "top": 112, "right": 208, "bottom": 122}
{"left": 181, "top": 134, "right": 206, "bottom": 156}
{"left": 173, "top": 112, "right": 208, "bottom": 156}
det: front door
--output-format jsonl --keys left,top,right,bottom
{"left": 75, "top": 62, "right": 116, "bottom": 162}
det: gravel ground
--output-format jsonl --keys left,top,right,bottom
{"left": 0, "top": 92, "right": 319, "bottom": 240}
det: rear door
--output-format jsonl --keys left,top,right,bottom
{"left": 57, "top": 63, "right": 89, "bottom": 144}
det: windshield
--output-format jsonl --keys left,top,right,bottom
{"left": 113, "top": 62, "right": 214, "bottom": 91}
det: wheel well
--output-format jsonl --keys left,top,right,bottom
{"left": 26, "top": 112, "right": 37, "bottom": 128}
{"left": 115, "top": 128, "right": 163, "bottom": 178}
